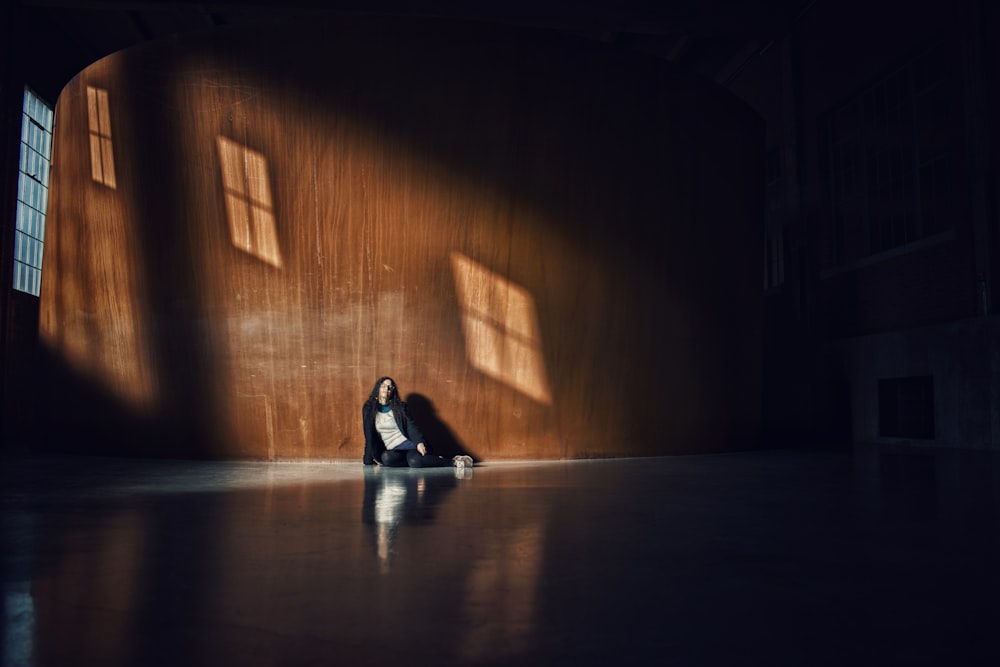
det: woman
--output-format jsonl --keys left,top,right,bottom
{"left": 362, "top": 376, "right": 474, "bottom": 468}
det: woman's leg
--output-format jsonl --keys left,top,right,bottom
{"left": 406, "top": 452, "right": 455, "bottom": 468}
{"left": 381, "top": 449, "right": 409, "bottom": 467}
{"left": 382, "top": 439, "right": 420, "bottom": 467}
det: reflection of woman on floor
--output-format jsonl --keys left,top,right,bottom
{"left": 362, "top": 376, "right": 473, "bottom": 468}
{"left": 362, "top": 467, "right": 462, "bottom": 573}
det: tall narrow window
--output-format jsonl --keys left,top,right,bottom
{"left": 764, "top": 227, "right": 784, "bottom": 290}
{"left": 763, "top": 146, "right": 785, "bottom": 291}
{"left": 86, "top": 86, "right": 117, "bottom": 189}
{"left": 13, "top": 88, "right": 53, "bottom": 296}
{"left": 820, "top": 39, "right": 962, "bottom": 268}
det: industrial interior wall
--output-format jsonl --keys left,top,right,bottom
{"left": 36, "top": 17, "right": 763, "bottom": 461}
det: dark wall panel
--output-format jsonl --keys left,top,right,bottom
{"left": 37, "top": 18, "right": 763, "bottom": 461}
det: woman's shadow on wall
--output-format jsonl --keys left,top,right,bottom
{"left": 406, "top": 393, "right": 478, "bottom": 462}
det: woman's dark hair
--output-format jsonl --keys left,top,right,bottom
{"left": 364, "top": 375, "right": 404, "bottom": 414}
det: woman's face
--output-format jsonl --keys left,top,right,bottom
{"left": 377, "top": 378, "right": 394, "bottom": 404}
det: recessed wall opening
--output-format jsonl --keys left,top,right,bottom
{"left": 878, "top": 375, "right": 935, "bottom": 439}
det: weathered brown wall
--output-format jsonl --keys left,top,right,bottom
{"left": 37, "top": 17, "right": 763, "bottom": 461}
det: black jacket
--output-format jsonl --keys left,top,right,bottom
{"left": 362, "top": 402, "right": 425, "bottom": 464}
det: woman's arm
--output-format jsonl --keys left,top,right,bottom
{"left": 361, "top": 404, "right": 382, "bottom": 464}
{"left": 397, "top": 403, "right": 426, "bottom": 450}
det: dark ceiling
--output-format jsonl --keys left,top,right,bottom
{"left": 15, "top": 0, "right": 816, "bottom": 100}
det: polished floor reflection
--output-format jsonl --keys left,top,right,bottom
{"left": 2, "top": 446, "right": 998, "bottom": 666}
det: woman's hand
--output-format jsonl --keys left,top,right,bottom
{"left": 417, "top": 442, "right": 427, "bottom": 456}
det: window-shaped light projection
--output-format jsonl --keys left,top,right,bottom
{"left": 86, "top": 86, "right": 117, "bottom": 189}
{"left": 450, "top": 252, "right": 552, "bottom": 404}
{"left": 215, "top": 136, "right": 283, "bottom": 268}
{"left": 13, "top": 87, "right": 53, "bottom": 296}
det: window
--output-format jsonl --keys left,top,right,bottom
{"left": 764, "top": 227, "right": 784, "bottom": 290}
{"left": 765, "top": 146, "right": 782, "bottom": 187}
{"left": 13, "top": 88, "right": 53, "bottom": 296}
{"left": 765, "top": 145, "right": 783, "bottom": 216}
{"left": 764, "top": 146, "right": 784, "bottom": 290}
{"left": 821, "top": 40, "right": 961, "bottom": 267}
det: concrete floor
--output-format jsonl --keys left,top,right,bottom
{"left": 1, "top": 446, "right": 998, "bottom": 666}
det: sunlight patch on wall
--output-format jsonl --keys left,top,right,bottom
{"left": 37, "top": 82, "right": 157, "bottom": 414}
{"left": 450, "top": 252, "right": 552, "bottom": 404}
{"left": 39, "top": 242, "right": 159, "bottom": 414}
{"left": 86, "top": 86, "right": 116, "bottom": 189}
{"left": 215, "top": 136, "right": 283, "bottom": 268}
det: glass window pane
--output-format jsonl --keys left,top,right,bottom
{"left": 12, "top": 87, "right": 53, "bottom": 296}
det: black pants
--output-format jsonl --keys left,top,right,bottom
{"left": 381, "top": 449, "right": 452, "bottom": 468}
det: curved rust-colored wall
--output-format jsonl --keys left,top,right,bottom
{"left": 38, "top": 17, "right": 763, "bottom": 460}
